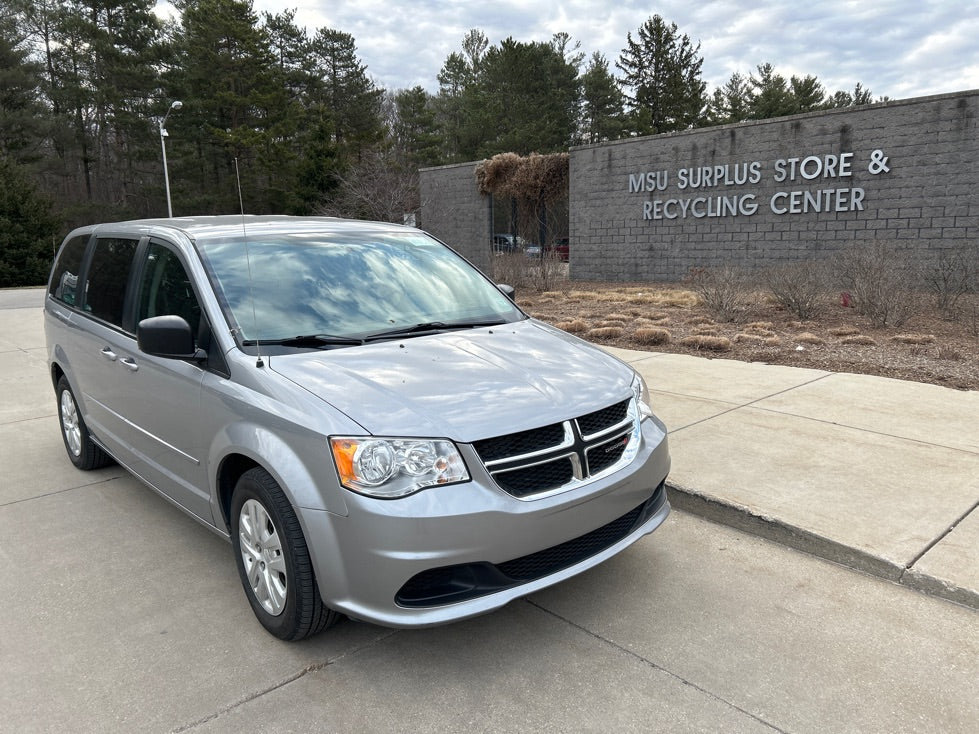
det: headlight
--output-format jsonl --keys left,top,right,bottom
{"left": 330, "top": 437, "right": 470, "bottom": 498}
{"left": 632, "top": 374, "right": 653, "bottom": 420}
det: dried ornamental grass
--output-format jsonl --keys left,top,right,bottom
{"left": 795, "top": 332, "right": 825, "bottom": 345}
{"left": 891, "top": 333, "right": 936, "bottom": 345}
{"left": 829, "top": 326, "right": 861, "bottom": 336}
{"left": 555, "top": 319, "right": 589, "bottom": 333}
{"left": 691, "top": 325, "right": 720, "bottom": 336}
{"left": 679, "top": 335, "right": 733, "bottom": 351}
{"left": 840, "top": 334, "right": 877, "bottom": 346}
{"left": 734, "top": 333, "right": 781, "bottom": 346}
{"left": 589, "top": 326, "right": 625, "bottom": 338}
{"left": 686, "top": 315, "right": 715, "bottom": 326}
{"left": 634, "top": 327, "right": 672, "bottom": 345}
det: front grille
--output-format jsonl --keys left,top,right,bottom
{"left": 494, "top": 456, "right": 575, "bottom": 497}
{"left": 586, "top": 433, "right": 630, "bottom": 475}
{"left": 473, "top": 397, "right": 637, "bottom": 499}
{"left": 472, "top": 422, "right": 565, "bottom": 462}
{"left": 395, "top": 482, "right": 667, "bottom": 608}
{"left": 576, "top": 399, "right": 630, "bottom": 437}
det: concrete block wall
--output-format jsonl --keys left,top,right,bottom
{"left": 419, "top": 90, "right": 977, "bottom": 283}
{"left": 418, "top": 161, "right": 491, "bottom": 274}
{"left": 570, "top": 90, "right": 978, "bottom": 281}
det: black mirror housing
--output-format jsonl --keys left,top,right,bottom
{"left": 138, "top": 315, "right": 203, "bottom": 360}
{"left": 497, "top": 283, "right": 516, "bottom": 302}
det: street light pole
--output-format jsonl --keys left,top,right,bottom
{"left": 159, "top": 100, "right": 182, "bottom": 217}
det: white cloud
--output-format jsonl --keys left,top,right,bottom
{"left": 237, "top": 0, "right": 979, "bottom": 99}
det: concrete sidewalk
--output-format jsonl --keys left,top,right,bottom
{"left": 605, "top": 346, "right": 979, "bottom": 610}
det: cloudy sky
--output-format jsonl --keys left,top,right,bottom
{"left": 237, "top": 0, "right": 979, "bottom": 101}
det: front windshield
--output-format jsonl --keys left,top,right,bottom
{"left": 198, "top": 229, "right": 523, "bottom": 342}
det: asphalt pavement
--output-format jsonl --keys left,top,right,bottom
{"left": 2, "top": 286, "right": 977, "bottom": 733}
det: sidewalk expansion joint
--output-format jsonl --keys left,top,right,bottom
{"left": 169, "top": 627, "right": 401, "bottom": 733}
{"left": 664, "top": 372, "right": 836, "bottom": 434}
{"left": 526, "top": 599, "right": 788, "bottom": 733}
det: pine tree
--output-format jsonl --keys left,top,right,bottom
{"left": 707, "top": 72, "right": 751, "bottom": 125}
{"left": 0, "top": 156, "right": 58, "bottom": 287}
{"left": 748, "top": 63, "right": 796, "bottom": 119}
{"left": 580, "top": 52, "right": 625, "bottom": 143}
{"left": 616, "top": 15, "right": 707, "bottom": 135}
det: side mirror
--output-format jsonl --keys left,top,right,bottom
{"left": 138, "top": 315, "right": 205, "bottom": 360}
{"left": 497, "top": 283, "right": 516, "bottom": 302}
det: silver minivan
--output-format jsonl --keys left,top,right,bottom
{"left": 44, "top": 216, "right": 671, "bottom": 640}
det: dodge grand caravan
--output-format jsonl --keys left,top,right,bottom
{"left": 44, "top": 216, "right": 671, "bottom": 640}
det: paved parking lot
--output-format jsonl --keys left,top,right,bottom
{"left": 2, "top": 288, "right": 977, "bottom": 733}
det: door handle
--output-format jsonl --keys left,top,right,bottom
{"left": 120, "top": 357, "right": 139, "bottom": 372}
{"left": 101, "top": 347, "right": 117, "bottom": 361}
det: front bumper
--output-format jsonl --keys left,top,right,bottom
{"left": 298, "top": 416, "right": 671, "bottom": 628}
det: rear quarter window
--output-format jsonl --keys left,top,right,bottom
{"left": 84, "top": 237, "right": 140, "bottom": 327}
{"left": 48, "top": 235, "right": 89, "bottom": 307}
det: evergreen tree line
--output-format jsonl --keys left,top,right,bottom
{"left": 1, "top": 1, "right": 882, "bottom": 286}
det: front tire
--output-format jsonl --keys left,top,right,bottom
{"left": 56, "top": 376, "right": 112, "bottom": 470}
{"left": 230, "top": 467, "right": 339, "bottom": 640}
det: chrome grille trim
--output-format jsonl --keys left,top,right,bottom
{"left": 474, "top": 398, "right": 642, "bottom": 500}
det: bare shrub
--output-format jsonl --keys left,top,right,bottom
{"left": 555, "top": 319, "right": 589, "bottom": 333}
{"left": 492, "top": 252, "right": 529, "bottom": 290}
{"left": 634, "top": 327, "right": 672, "bottom": 345}
{"left": 924, "top": 248, "right": 973, "bottom": 320}
{"left": 763, "top": 258, "right": 831, "bottom": 319}
{"left": 685, "top": 266, "right": 754, "bottom": 323}
{"left": 679, "top": 335, "right": 733, "bottom": 351}
{"left": 526, "top": 249, "right": 567, "bottom": 292}
{"left": 835, "top": 241, "right": 923, "bottom": 327}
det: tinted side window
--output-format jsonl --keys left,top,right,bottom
{"left": 136, "top": 242, "right": 202, "bottom": 337}
{"left": 48, "top": 235, "right": 89, "bottom": 306}
{"left": 85, "top": 238, "right": 139, "bottom": 327}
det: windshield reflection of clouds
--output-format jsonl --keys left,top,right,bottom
{"left": 201, "top": 233, "right": 517, "bottom": 341}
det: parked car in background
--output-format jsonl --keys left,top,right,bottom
{"left": 525, "top": 237, "right": 570, "bottom": 262}
{"left": 44, "top": 215, "right": 671, "bottom": 640}
{"left": 552, "top": 237, "right": 570, "bottom": 262}
{"left": 492, "top": 233, "right": 529, "bottom": 254}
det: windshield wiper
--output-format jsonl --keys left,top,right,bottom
{"left": 363, "top": 319, "right": 509, "bottom": 342}
{"left": 243, "top": 334, "right": 365, "bottom": 347}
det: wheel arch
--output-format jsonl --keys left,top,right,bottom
{"left": 212, "top": 426, "right": 349, "bottom": 532}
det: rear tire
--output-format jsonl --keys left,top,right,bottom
{"left": 56, "top": 376, "right": 112, "bottom": 470}
{"left": 230, "top": 467, "right": 339, "bottom": 640}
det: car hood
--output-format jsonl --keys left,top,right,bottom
{"left": 267, "top": 319, "right": 635, "bottom": 442}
